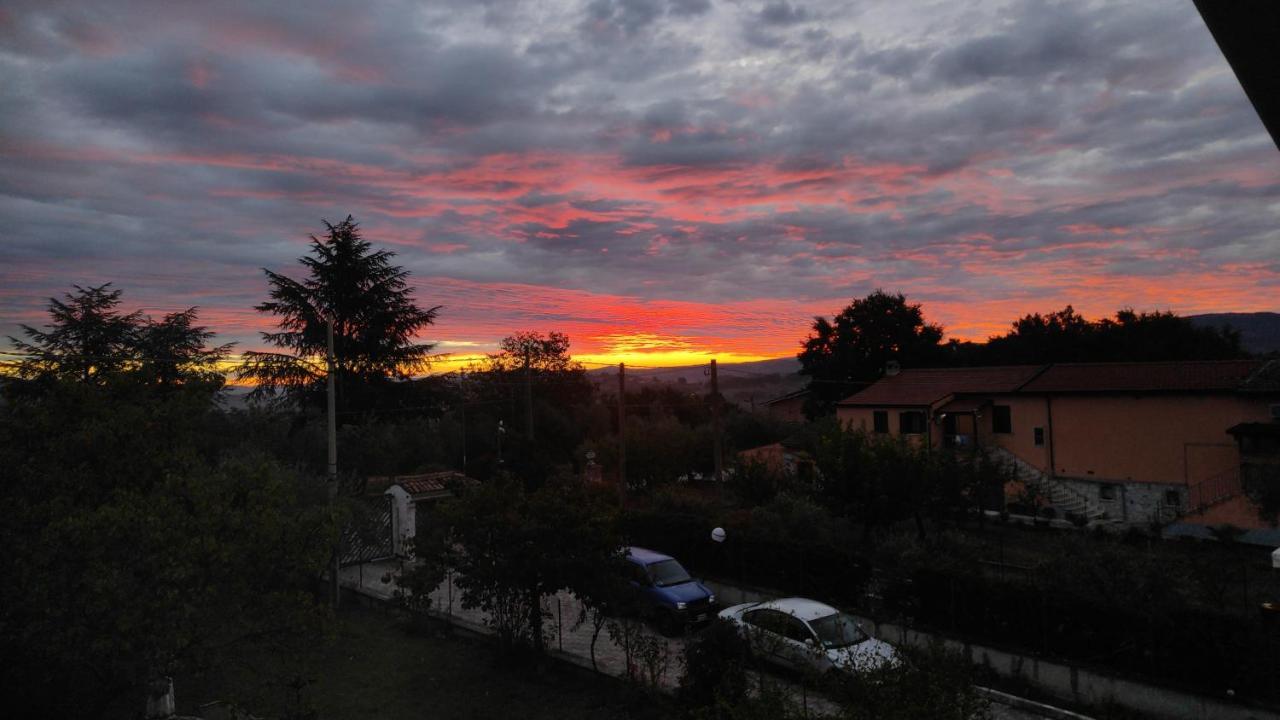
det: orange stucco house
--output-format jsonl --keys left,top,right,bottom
{"left": 835, "top": 360, "right": 1280, "bottom": 541}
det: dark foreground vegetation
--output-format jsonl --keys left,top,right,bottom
{"left": 1, "top": 217, "right": 1272, "bottom": 717}
{"left": 179, "top": 605, "right": 668, "bottom": 720}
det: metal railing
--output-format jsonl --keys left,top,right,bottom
{"left": 1186, "top": 467, "right": 1242, "bottom": 514}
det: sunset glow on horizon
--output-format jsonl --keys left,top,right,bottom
{"left": 2, "top": 0, "right": 1277, "bottom": 364}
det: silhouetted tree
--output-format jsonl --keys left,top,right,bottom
{"left": 799, "top": 291, "right": 944, "bottom": 417}
{"left": 404, "top": 474, "right": 623, "bottom": 655}
{"left": 489, "top": 330, "right": 578, "bottom": 372}
{"left": 9, "top": 284, "right": 141, "bottom": 383}
{"left": 981, "top": 306, "right": 1245, "bottom": 364}
{"left": 132, "top": 308, "right": 235, "bottom": 388}
{"left": 238, "top": 216, "right": 441, "bottom": 414}
{"left": 460, "top": 331, "right": 595, "bottom": 482}
{"left": 1, "top": 342, "right": 330, "bottom": 718}
{"left": 9, "top": 284, "right": 231, "bottom": 391}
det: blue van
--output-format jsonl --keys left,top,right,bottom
{"left": 623, "top": 546, "right": 717, "bottom": 635}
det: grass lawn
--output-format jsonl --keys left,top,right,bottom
{"left": 178, "top": 604, "right": 673, "bottom": 720}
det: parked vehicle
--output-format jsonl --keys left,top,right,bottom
{"left": 623, "top": 546, "right": 717, "bottom": 635}
{"left": 718, "top": 597, "right": 898, "bottom": 675}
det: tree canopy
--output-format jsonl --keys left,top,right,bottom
{"left": 403, "top": 474, "right": 623, "bottom": 654}
{"left": 8, "top": 283, "right": 231, "bottom": 391}
{"left": 980, "top": 306, "right": 1245, "bottom": 364}
{"left": 488, "top": 330, "right": 580, "bottom": 373}
{"left": 798, "top": 291, "right": 945, "bottom": 416}
{"left": 458, "top": 331, "right": 597, "bottom": 482}
{"left": 238, "top": 216, "right": 441, "bottom": 413}
{"left": 796, "top": 294, "right": 1249, "bottom": 418}
{"left": 1, "top": 290, "right": 330, "bottom": 717}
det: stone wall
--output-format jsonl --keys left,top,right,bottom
{"left": 1054, "top": 476, "right": 1186, "bottom": 524}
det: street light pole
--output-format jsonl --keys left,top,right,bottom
{"left": 326, "top": 318, "right": 339, "bottom": 610}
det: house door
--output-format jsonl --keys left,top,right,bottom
{"left": 942, "top": 414, "right": 957, "bottom": 446}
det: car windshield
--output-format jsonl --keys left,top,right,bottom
{"left": 647, "top": 559, "right": 692, "bottom": 587}
{"left": 809, "top": 611, "right": 868, "bottom": 649}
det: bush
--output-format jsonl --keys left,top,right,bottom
{"left": 679, "top": 619, "right": 752, "bottom": 710}
{"left": 824, "top": 641, "right": 991, "bottom": 719}
{"left": 729, "top": 460, "right": 781, "bottom": 506}
{"left": 748, "top": 493, "right": 836, "bottom": 547}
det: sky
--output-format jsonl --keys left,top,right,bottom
{"left": 2, "top": 0, "right": 1278, "bottom": 369}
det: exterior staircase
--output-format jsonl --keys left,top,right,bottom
{"left": 987, "top": 447, "right": 1107, "bottom": 523}
{"left": 1185, "top": 466, "right": 1243, "bottom": 515}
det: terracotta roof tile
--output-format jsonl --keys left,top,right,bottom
{"left": 838, "top": 366, "right": 1046, "bottom": 406}
{"left": 370, "top": 471, "right": 474, "bottom": 498}
{"left": 1020, "top": 360, "right": 1262, "bottom": 393}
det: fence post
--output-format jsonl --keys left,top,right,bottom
{"left": 1040, "top": 588, "right": 1048, "bottom": 654}
{"left": 558, "top": 597, "right": 563, "bottom": 652}
{"left": 802, "top": 676, "right": 809, "bottom": 718}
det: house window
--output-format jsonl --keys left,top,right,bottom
{"left": 992, "top": 405, "right": 1012, "bottom": 434}
{"left": 1033, "top": 427, "right": 1045, "bottom": 446}
{"left": 899, "top": 411, "right": 926, "bottom": 435}
{"left": 873, "top": 410, "right": 889, "bottom": 434}
{"left": 1164, "top": 490, "right": 1181, "bottom": 507}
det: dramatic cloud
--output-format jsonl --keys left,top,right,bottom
{"left": 1, "top": 0, "right": 1277, "bottom": 365}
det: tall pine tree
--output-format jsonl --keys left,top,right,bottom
{"left": 238, "top": 216, "right": 441, "bottom": 414}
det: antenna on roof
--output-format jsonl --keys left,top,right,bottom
{"left": 885, "top": 360, "right": 901, "bottom": 377}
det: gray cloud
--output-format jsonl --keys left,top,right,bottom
{"left": 760, "top": 2, "right": 808, "bottom": 26}
{"left": 1, "top": 0, "right": 1277, "bottom": 351}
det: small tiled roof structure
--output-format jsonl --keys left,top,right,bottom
{"left": 838, "top": 365, "right": 1045, "bottom": 407}
{"left": 371, "top": 470, "right": 474, "bottom": 499}
{"left": 1019, "top": 360, "right": 1263, "bottom": 394}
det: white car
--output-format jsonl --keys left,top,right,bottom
{"left": 719, "top": 597, "right": 899, "bottom": 676}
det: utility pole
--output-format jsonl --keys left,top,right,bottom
{"left": 326, "top": 318, "right": 339, "bottom": 610}
{"left": 524, "top": 346, "right": 534, "bottom": 440}
{"left": 618, "top": 362, "right": 627, "bottom": 497}
{"left": 459, "top": 371, "right": 467, "bottom": 475}
{"left": 710, "top": 359, "right": 723, "bottom": 486}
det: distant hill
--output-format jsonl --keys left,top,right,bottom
{"left": 587, "top": 356, "right": 800, "bottom": 382}
{"left": 220, "top": 385, "right": 256, "bottom": 409}
{"left": 1189, "top": 312, "right": 1280, "bottom": 354}
{"left": 586, "top": 355, "right": 805, "bottom": 406}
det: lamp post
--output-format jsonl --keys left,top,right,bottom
{"left": 711, "top": 526, "right": 734, "bottom": 585}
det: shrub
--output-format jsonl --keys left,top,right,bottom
{"left": 680, "top": 619, "right": 752, "bottom": 710}
{"left": 824, "top": 641, "right": 991, "bottom": 719}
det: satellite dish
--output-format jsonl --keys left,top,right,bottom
{"left": 711, "top": 527, "right": 726, "bottom": 543}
